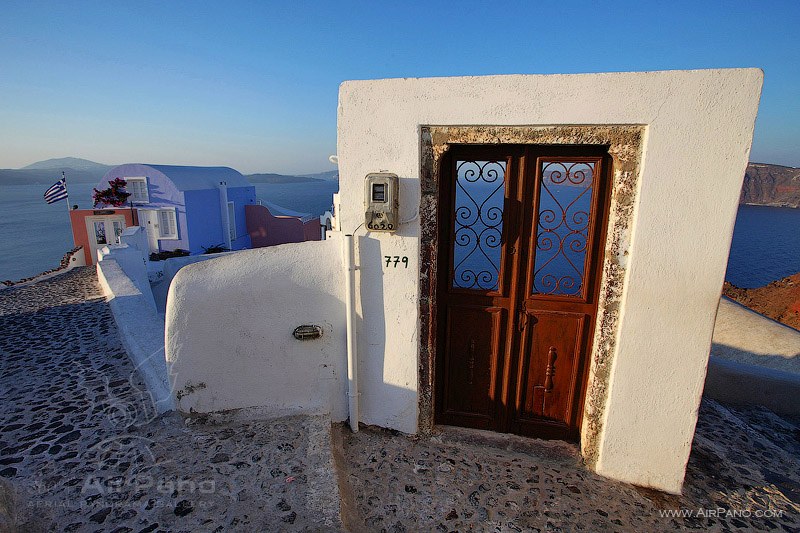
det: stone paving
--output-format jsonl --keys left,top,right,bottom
{"left": 2, "top": 266, "right": 800, "bottom": 532}
{"left": 0, "top": 267, "right": 341, "bottom": 532}
{"left": 335, "top": 401, "right": 800, "bottom": 532}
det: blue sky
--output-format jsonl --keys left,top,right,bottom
{"left": 0, "top": 1, "right": 797, "bottom": 174}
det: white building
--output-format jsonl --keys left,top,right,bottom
{"left": 163, "top": 69, "right": 762, "bottom": 494}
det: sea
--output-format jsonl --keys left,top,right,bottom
{"left": 0, "top": 181, "right": 338, "bottom": 282}
{"left": 0, "top": 182, "right": 797, "bottom": 288}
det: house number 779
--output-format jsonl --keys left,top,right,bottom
{"left": 384, "top": 256, "right": 409, "bottom": 268}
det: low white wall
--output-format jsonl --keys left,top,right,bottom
{"left": 162, "top": 251, "right": 235, "bottom": 287}
{"left": 71, "top": 249, "right": 86, "bottom": 268}
{"left": 704, "top": 297, "right": 800, "bottom": 416}
{"left": 98, "top": 244, "right": 155, "bottom": 310}
{"left": 97, "top": 259, "right": 174, "bottom": 413}
{"left": 164, "top": 237, "right": 347, "bottom": 418}
{"left": 711, "top": 297, "right": 800, "bottom": 373}
{"left": 120, "top": 225, "right": 149, "bottom": 255}
{"left": 704, "top": 357, "right": 800, "bottom": 416}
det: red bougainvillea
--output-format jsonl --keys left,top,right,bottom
{"left": 93, "top": 178, "right": 131, "bottom": 207}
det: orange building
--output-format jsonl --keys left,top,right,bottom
{"left": 70, "top": 208, "right": 138, "bottom": 265}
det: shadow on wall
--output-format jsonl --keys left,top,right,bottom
{"left": 704, "top": 296, "right": 800, "bottom": 416}
{"left": 703, "top": 351, "right": 800, "bottom": 417}
{"left": 356, "top": 233, "right": 421, "bottom": 432}
{"left": 135, "top": 180, "right": 181, "bottom": 208}
{"left": 711, "top": 342, "right": 800, "bottom": 373}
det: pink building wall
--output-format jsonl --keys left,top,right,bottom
{"left": 246, "top": 204, "right": 319, "bottom": 248}
{"left": 303, "top": 220, "right": 322, "bottom": 242}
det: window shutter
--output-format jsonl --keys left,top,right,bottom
{"left": 158, "top": 209, "right": 177, "bottom": 239}
{"left": 126, "top": 177, "right": 149, "bottom": 203}
{"left": 158, "top": 210, "right": 168, "bottom": 237}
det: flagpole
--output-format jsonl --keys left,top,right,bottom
{"left": 63, "top": 171, "right": 71, "bottom": 214}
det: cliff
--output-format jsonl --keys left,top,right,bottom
{"left": 723, "top": 273, "right": 800, "bottom": 331}
{"left": 740, "top": 163, "right": 800, "bottom": 208}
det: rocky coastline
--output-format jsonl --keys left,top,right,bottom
{"left": 723, "top": 272, "right": 800, "bottom": 331}
{"left": 1, "top": 247, "right": 83, "bottom": 288}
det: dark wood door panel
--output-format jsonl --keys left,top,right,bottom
{"left": 438, "top": 304, "right": 506, "bottom": 428}
{"left": 516, "top": 312, "right": 585, "bottom": 425}
{"left": 436, "top": 145, "right": 610, "bottom": 442}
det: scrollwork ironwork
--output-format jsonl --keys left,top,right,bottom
{"left": 532, "top": 161, "right": 596, "bottom": 297}
{"left": 452, "top": 160, "right": 506, "bottom": 290}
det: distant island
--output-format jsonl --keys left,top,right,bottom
{"left": 0, "top": 157, "right": 111, "bottom": 185}
{"left": 245, "top": 170, "right": 338, "bottom": 184}
{"left": 739, "top": 163, "right": 800, "bottom": 208}
{"left": 3, "top": 158, "right": 796, "bottom": 207}
{"left": 22, "top": 157, "right": 112, "bottom": 172}
{"left": 0, "top": 158, "right": 338, "bottom": 186}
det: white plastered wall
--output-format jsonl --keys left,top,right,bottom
{"left": 165, "top": 238, "right": 348, "bottom": 419}
{"left": 336, "top": 70, "right": 762, "bottom": 493}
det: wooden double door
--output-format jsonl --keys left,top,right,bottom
{"left": 435, "top": 145, "right": 611, "bottom": 440}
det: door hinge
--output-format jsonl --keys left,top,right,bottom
{"left": 467, "top": 339, "right": 476, "bottom": 386}
{"left": 517, "top": 305, "right": 528, "bottom": 332}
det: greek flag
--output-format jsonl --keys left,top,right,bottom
{"left": 44, "top": 178, "right": 68, "bottom": 204}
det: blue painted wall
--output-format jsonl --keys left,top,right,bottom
{"left": 99, "top": 163, "right": 190, "bottom": 252}
{"left": 184, "top": 189, "right": 224, "bottom": 254}
{"left": 100, "top": 165, "right": 256, "bottom": 254}
{"left": 226, "top": 186, "right": 257, "bottom": 250}
{"left": 184, "top": 185, "right": 256, "bottom": 253}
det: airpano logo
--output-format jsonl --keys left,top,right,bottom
{"left": 81, "top": 474, "right": 215, "bottom": 496}
{"left": 659, "top": 508, "right": 785, "bottom": 519}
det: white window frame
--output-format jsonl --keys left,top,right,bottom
{"left": 126, "top": 177, "right": 149, "bottom": 204}
{"left": 157, "top": 208, "right": 178, "bottom": 240}
{"left": 227, "top": 201, "right": 236, "bottom": 241}
{"left": 111, "top": 219, "right": 125, "bottom": 243}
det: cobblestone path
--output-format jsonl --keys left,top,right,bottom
{"left": 337, "top": 401, "right": 800, "bottom": 532}
{"left": 0, "top": 267, "right": 341, "bottom": 532}
{"left": 3, "top": 267, "right": 799, "bottom": 532}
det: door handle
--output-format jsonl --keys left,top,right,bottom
{"left": 544, "top": 347, "right": 558, "bottom": 392}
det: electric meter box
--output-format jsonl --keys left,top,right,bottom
{"left": 364, "top": 173, "right": 399, "bottom": 232}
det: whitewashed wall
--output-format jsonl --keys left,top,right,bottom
{"left": 96, "top": 259, "right": 174, "bottom": 413}
{"left": 165, "top": 238, "right": 347, "bottom": 418}
{"left": 336, "top": 70, "right": 762, "bottom": 493}
{"left": 98, "top": 231, "right": 155, "bottom": 311}
{"left": 164, "top": 70, "right": 761, "bottom": 494}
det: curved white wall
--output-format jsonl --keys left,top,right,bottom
{"left": 165, "top": 237, "right": 347, "bottom": 418}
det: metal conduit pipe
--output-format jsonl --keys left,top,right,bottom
{"left": 217, "top": 181, "right": 232, "bottom": 251}
{"left": 343, "top": 233, "right": 359, "bottom": 432}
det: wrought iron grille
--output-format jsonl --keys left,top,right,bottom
{"left": 532, "top": 160, "right": 596, "bottom": 297}
{"left": 452, "top": 160, "right": 506, "bottom": 290}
